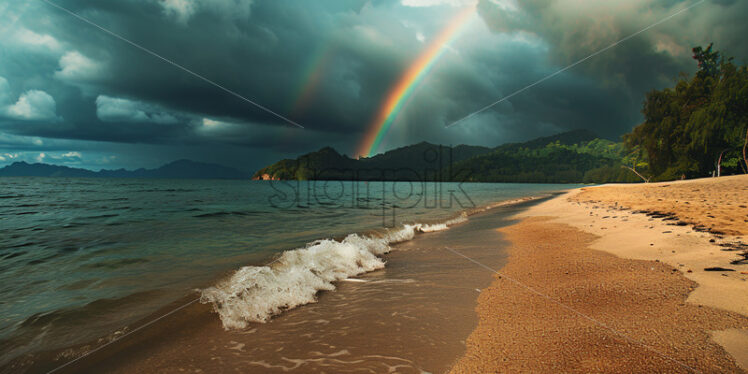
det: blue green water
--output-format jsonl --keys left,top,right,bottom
{"left": 0, "top": 178, "right": 578, "bottom": 365}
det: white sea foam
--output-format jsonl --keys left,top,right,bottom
{"left": 416, "top": 212, "right": 468, "bottom": 232}
{"left": 200, "top": 213, "right": 469, "bottom": 329}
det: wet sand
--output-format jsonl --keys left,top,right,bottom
{"left": 20, "top": 201, "right": 537, "bottom": 374}
{"left": 453, "top": 175, "right": 748, "bottom": 373}
{"left": 13, "top": 176, "right": 748, "bottom": 373}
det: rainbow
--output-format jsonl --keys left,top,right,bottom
{"left": 356, "top": 5, "right": 475, "bottom": 158}
{"left": 289, "top": 45, "right": 335, "bottom": 116}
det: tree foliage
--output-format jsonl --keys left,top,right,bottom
{"left": 624, "top": 45, "right": 748, "bottom": 180}
{"left": 451, "top": 138, "right": 641, "bottom": 183}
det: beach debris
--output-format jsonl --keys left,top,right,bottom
{"left": 715, "top": 242, "right": 748, "bottom": 265}
{"left": 694, "top": 225, "right": 710, "bottom": 232}
{"left": 730, "top": 255, "right": 748, "bottom": 265}
{"left": 645, "top": 211, "right": 676, "bottom": 219}
{"left": 718, "top": 242, "right": 748, "bottom": 251}
{"left": 703, "top": 267, "right": 735, "bottom": 272}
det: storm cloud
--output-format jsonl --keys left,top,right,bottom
{"left": 0, "top": 0, "right": 745, "bottom": 171}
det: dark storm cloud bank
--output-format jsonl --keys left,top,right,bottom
{"left": 462, "top": 0, "right": 748, "bottom": 140}
{"left": 0, "top": 0, "right": 746, "bottom": 168}
{"left": 1, "top": 0, "right": 445, "bottom": 155}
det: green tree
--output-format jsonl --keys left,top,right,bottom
{"left": 692, "top": 43, "right": 720, "bottom": 78}
{"left": 624, "top": 45, "right": 747, "bottom": 180}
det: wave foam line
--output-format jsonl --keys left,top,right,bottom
{"left": 200, "top": 195, "right": 547, "bottom": 329}
{"left": 200, "top": 215, "right": 467, "bottom": 329}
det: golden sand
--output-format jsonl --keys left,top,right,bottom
{"left": 453, "top": 175, "right": 748, "bottom": 373}
{"left": 574, "top": 174, "right": 748, "bottom": 236}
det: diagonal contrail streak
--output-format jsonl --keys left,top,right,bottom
{"left": 41, "top": 0, "right": 305, "bottom": 129}
{"left": 445, "top": 0, "right": 706, "bottom": 128}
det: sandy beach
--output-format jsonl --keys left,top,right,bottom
{"left": 452, "top": 175, "right": 748, "bottom": 373}
{"left": 9, "top": 177, "right": 748, "bottom": 373}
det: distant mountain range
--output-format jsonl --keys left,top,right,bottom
{"left": 0, "top": 159, "right": 250, "bottom": 179}
{"left": 0, "top": 130, "right": 642, "bottom": 183}
{"left": 254, "top": 130, "right": 641, "bottom": 183}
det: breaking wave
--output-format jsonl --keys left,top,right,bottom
{"left": 200, "top": 196, "right": 543, "bottom": 329}
{"left": 200, "top": 214, "right": 467, "bottom": 329}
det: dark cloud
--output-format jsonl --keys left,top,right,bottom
{"left": 468, "top": 0, "right": 748, "bottom": 139}
{"left": 0, "top": 0, "right": 745, "bottom": 170}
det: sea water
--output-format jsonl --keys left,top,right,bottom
{"left": 0, "top": 177, "right": 578, "bottom": 366}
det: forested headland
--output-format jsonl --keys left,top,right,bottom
{"left": 254, "top": 45, "right": 747, "bottom": 183}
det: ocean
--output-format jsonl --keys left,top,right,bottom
{"left": 0, "top": 177, "right": 577, "bottom": 369}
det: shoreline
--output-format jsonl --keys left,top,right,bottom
{"left": 452, "top": 175, "right": 748, "bottom": 373}
{"left": 8, "top": 195, "right": 551, "bottom": 373}
{"left": 10, "top": 177, "right": 747, "bottom": 373}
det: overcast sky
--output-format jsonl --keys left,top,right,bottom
{"left": 0, "top": 0, "right": 745, "bottom": 171}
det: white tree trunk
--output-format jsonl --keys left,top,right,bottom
{"left": 621, "top": 165, "right": 649, "bottom": 183}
